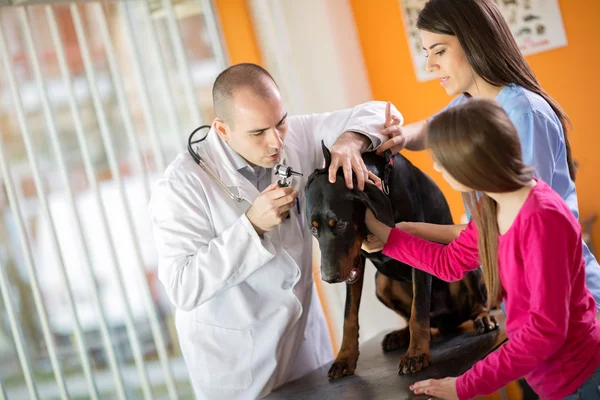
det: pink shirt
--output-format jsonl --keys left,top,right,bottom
{"left": 382, "top": 180, "right": 600, "bottom": 399}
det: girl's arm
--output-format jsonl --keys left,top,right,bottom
{"left": 365, "top": 210, "right": 480, "bottom": 282}
{"left": 399, "top": 222, "right": 467, "bottom": 244}
{"left": 456, "top": 211, "right": 575, "bottom": 399}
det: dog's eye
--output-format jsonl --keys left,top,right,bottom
{"left": 336, "top": 222, "right": 347, "bottom": 230}
{"left": 310, "top": 227, "right": 318, "bottom": 235}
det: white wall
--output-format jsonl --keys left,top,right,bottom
{"left": 248, "top": 0, "right": 406, "bottom": 350}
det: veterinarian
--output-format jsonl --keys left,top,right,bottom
{"left": 366, "top": 99, "right": 600, "bottom": 400}
{"left": 148, "top": 63, "right": 402, "bottom": 400}
{"left": 374, "top": 0, "right": 600, "bottom": 311}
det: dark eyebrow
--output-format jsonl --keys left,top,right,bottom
{"left": 422, "top": 42, "right": 446, "bottom": 51}
{"left": 247, "top": 112, "right": 288, "bottom": 134}
{"left": 277, "top": 113, "right": 288, "bottom": 126}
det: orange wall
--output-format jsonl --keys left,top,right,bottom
{"left": 214, "top": 0, "right": 262, "bottom": 66}
{"left": 350, "top": 0, "right": 600, "bottom": 249}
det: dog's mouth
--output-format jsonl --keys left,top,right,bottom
{"left": 345, "top": 267, "right": 361, "bottom": 284}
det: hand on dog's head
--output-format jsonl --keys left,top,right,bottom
{"left": 305, "top": 141, "right": 395, "bottom": 229}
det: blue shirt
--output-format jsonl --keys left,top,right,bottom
{"left": 223, "top": 142, "right": 272, "bottom": 192}
{"left": 441, "top": 84, "right": 600, "bottom": 311}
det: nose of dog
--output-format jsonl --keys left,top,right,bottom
{"left": 321, "top": 270, "right": 341, "bottom": 283}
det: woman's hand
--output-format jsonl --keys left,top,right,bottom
{"left": 410, "top": 377, "right": 459, "bottom": 400}
{"left": 377, "top": 101, "right": 406, "bottom": 155}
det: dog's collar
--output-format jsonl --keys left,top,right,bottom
{"left": 381, "top": 149, "right": 394, "bottom": 195}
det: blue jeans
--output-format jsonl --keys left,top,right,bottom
{"left": 564, "top": 363, "right": 600, "bottom": 399}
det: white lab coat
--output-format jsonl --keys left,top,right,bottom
{"left": 148, "top": 101, "right": 402, "bottom": 399}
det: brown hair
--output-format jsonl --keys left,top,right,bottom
{"left": 428, "top": 98, "right": 533, "bottom": 307}
{"left": 417, "top": 0, "right": 576, "bottom": 181}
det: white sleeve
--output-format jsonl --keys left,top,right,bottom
{"left": 287, "top": 101, "right": 403, "bottom": 170}
{"left": 148, "top": 179, "right": 276, "bottom": 311}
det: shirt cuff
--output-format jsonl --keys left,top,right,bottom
{"left": 456, "top": 374, "right": 476, "bottom": 400}
{"left": 239, "top": 213, "right": 276, "bottom": 258}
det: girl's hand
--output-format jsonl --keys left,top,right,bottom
{"left": 362, "top": 234, "right": 384, "bottom": 253}
{"left": 362, "top": 209, "right": 392, "bottom": 253}
{"left": 364, "top": 208, "right": 379, "bottom": 232}
{"left": 410, "top": 377, "right": 459, "bottom": 400}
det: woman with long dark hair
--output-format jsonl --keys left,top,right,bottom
{"left": 375, "top": 0, "right": 600, "bottom": 309}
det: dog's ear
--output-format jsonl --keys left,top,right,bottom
{"left": 347, "top": 183, "right": 395, "bottom": 227}
{"left": 321, "top": 140, "right": 332, "bottom": 170}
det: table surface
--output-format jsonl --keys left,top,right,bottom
{"left": 266, "top": 310, "right": 506, "bottom": 400}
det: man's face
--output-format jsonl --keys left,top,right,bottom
{"left": 217, "top": 83, "right": 288, "bottom": 168}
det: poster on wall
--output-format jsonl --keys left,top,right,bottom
{"left": 400, "top": 0, "right": 569, "bottom": 82}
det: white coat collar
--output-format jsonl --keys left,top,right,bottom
{"left": 198, "top": 126, "right": 291, "bottom": 204}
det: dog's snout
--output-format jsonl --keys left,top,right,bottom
{"left": 321, "top": 269, "right": 341, "bottom": 283}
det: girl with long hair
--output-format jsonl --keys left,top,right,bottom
{"left": 366, "top": 99, "right": 600, "bottom": 399}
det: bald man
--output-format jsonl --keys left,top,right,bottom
{"left": 149, "top": 63, "right": 402, "bottom": 399}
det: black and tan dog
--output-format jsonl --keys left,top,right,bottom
{"left": 305, "top": 142, "right": 498, "bottom": 378}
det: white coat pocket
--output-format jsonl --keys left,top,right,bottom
{"left": 189, "top": 322, "right": 253, "bottom": 389}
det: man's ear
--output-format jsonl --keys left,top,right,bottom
{"left": 347, "top": 183, "right": 395, "bottom": 227}
{"left": 213, "top": 119, "right": 230, "bottom": 141}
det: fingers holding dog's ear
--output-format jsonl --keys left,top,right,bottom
{"left": 367, "top": 171, "right": 382, "bottom": 191}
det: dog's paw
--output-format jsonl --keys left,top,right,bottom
{"left": 327, "top": 352, "right": 358, "bottom": 380}
{"left": 473, "top": 313, "right": 499, "bottom": 334}
{"left": 381, "top": 329, "right": 409, "bottom": 352}
{"left": 397, "top": 351, "right": 432, "bottom": 375}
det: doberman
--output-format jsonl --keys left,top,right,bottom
{"left": 305, "top": 142, "right": 498, "bottom": 378}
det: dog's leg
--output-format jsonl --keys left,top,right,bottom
{"left": 465, "top": 269, "right": 499, "bottom": 334}
{"left": 328, "top": 257, "right": 365, "bottom": 380}
{"left": 398, "top": 269, "right": 433, "bottom": 374}
{"left": 375, "top": 272, "right": 413, "bottom": 352}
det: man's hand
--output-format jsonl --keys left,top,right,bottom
{"left": 329, "top": 102, "right": 402, "bottom": 191}
{"left": 376, "top": 101, "right": 406, "bottom": 155}
{"left": 410, "top": 377, "right": 459, "bottom": 400}
{"left": 246, "top": 183, "right": 297, "bottom": 236}
{"left": 328, "top": 131, "right": 370, "bottom": 191}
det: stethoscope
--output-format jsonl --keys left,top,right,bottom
{"left": 188, "top": 125, "right": 303, "bottom": 209}
{"left": 188, "top": 125, "right": 245, "bottom": 202}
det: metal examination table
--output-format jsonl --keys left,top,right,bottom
{"left": 266, "top": 310, "right": 507, "bottom": 400}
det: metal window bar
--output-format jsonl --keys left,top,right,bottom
{"left": 0, "top": 259, "right": 39, "bottom": 399}
{"left": 0, "top": 380, "right": 8, "bottom": 400}
{"left": 200, "top": 0, "right": 228, "bottom": 71}
{"left": 0, "top": 68, "right": 70, "bottom": 400}
{"left": 0, "top": 0, "right": 228, "bottom": 397}
{"left": 93, "top": 2, "right": 152, "bottom": 202}
{"left": 18, "top": 6, "right": 129, "bottom": 399}
{"left": 45, "top": 5, "right": 154, "bottom": 399}
{"left": 70, "top": 3, "right": 179, "bottom": 399}
{"left": 162, "top": 0, "right": 203, "bottom": 125}
{"left": 0, "top": 18, "right": 101, "bottom": 400}
{"left": 117, "top": 1, "right": 166, "bottom": 173}
{"left": 135, "top": 0, "right": 185, "bottom": 153}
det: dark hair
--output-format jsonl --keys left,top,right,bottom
{"left": 417, "top": 0, "right": 576, "bottom": 181}
{"left": 428, "top": 98, "right": 533, "bottom": 307}
{"left": 212, "top": 63, "right": 278, "bottom": 126}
